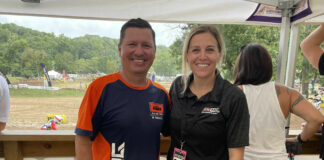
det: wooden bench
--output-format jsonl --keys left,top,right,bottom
{"left": 0, "top": 130, "right": 321, "bottom": 159}
{"left": 0, "top": 130, "right": 170, "bottom": 160}
{"left": 288, "top": 130, "right": 322, "bottom": 154}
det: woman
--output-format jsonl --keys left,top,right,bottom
{"left": 233, "top": 43, "right": 324, "bottom": 160}
{"left": 167, "top": 25, "right": 250, "bottom": 160}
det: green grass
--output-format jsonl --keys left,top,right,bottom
{"left": 9, "top": 88, "right": 86, "bottom": 97}
{"left": 7, "top": 76, "right": 25, "bottom": 83}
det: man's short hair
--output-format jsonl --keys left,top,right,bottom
{"left": 119, "top": 18, "right": 156, "bottom": 47}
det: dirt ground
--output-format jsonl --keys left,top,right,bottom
{"left": 6, "top": 97, "right": 82, "bottom": 130}
{"left": 6, "top": 96, "right": 322, "bottom": 131}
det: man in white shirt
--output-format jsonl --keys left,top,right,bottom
{"left": 0, "top": 74, "right": 10, "bottom": 131}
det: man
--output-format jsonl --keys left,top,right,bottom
{"left": 75, "top": 18, "right": 171, "bottom": 160}
{"left": 300, "top": 23, "right": 324, "bottom": 75}
{"left": 0, "top": 72, "right": 10, "bottom": 131}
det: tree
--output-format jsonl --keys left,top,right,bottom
{"left": 106, "top": 59, "right": 118, "bottom": 74}
{"left": 169, "top": 38, "right": 183, "bottom": 72}
{"left": 221, "top": 24, "right": 280, "bottom": 80}
{"left": 0, "top": 28, "right": 10, "bottom": 43}
{"left": 295, "top": 25, "right": 321, "bottom": 97}
{"left": 21, "top": 48, "right": 50, "bottom": 78}
{"left": 4, "top": 38, "right": 28, "bottom": 76}
{"left": 152, "top": 51, "right": 177, "bottom": 76}
{"left": 54, "top": 51, "right": 74, "bottom": 73}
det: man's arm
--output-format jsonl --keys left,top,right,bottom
{"left": 228, "top": 147, "right": 244, "bottom": 160}
{"left": 0, "top": 122, "right": 6, "bottom": 131}
{"left": 300, "top": 24, "right": 324, "bottom": 70}
{"left": 75, "top": 134, "right": 92, "bottom": 160}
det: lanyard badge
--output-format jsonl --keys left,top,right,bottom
{"left": 173, "top": 140, "right": 187, "bottom": 160}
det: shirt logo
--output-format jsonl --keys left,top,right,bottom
{"left": 149, "top": 102, "right": 164, "bottom": 120}
{"left": 111, "top": 142, "right": 125, "bottom": 159}
{"left": 150, "top": 103, "right": 164, "bottom": 113}
{"left": 201, "top": 107, "right": 220, "bottom": 115}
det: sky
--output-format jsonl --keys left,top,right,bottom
{"left": 0, "top": 14, "right": 185, "bottom": 47}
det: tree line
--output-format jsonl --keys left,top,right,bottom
{"left": 0, "top": 22, "right": 322, "bottom": 96}
{"left": 0, "top": 23, "right": 179, "bottom": 78}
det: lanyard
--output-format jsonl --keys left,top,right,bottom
{"left": 179, "top": 99, "right": 203, "bottom": 149}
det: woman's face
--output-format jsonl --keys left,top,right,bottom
{"left": 187, "top": 32, "right": 222, "bottom": 79}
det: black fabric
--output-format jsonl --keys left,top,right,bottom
{"left": 319, "top": 53, "right": 324, "bottom": 75}
{"left": 167, "top": 72, "right": 250, "bottom": 160}
{"left": 320, "top": 125, "right": 324, "bottom": 159}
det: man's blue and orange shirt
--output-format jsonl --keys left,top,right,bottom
{"left": 75, "top": 72, "right": 171, "bottom": 160}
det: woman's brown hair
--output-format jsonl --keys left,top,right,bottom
{"left": 233, "top": 43, "right": 272, "bottom": 85}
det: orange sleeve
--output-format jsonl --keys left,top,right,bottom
{"left": 76, "top": 73, "right": 119, "bottom": 132}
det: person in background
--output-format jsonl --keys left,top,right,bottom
{"left": 300, "top": 23, "right": 324, "bottom": 75}
{"left": 0, "top": 72, "right": 10, "bottom": 131}
{"left": 75, "top": 18, "right": 171, "bottom": 160}
{"left": 233, "top": 43, "right": 324, "bottom": 160}
{"left": 151, "top": 71, "right": 156, "bottom": 82}
{"left": 167, "top": 25, "right": 249, "bottom": 160}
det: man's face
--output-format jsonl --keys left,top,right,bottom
{"left": 118, "top": 28, "right": 155, "bottom": 76}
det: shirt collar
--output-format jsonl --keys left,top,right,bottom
{"left": 179, "top": 70, "right": 224, "bottom": 103}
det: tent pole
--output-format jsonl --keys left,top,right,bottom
{"left": 284, "top": 24, "right": 301, "bottom": 137}
{"left": 285, "top": 24, "right": 300, "bottom": 88}
{"left": 276, "top": 13, "right": 291, "bottom": 84}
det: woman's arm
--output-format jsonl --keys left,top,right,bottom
{"left": 290, "top": 90, "right": 324, "bottom": 141}
{"left": 75, "top": 134, "right": 92, "bottom": 160}
{"left": 228, "top": 147, "right": 244, "bottom": 160}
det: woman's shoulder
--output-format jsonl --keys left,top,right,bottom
{"left": 170, "top": 76, "right": 183, "bottom": 88}
{"left": 221, "top": 79, "right": 246, "bottom": 99}
{"left": 169, "top": 76, "right": 185, "bottom": 93}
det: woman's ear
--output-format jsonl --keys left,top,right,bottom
{"left": 217, "top": 52, "right": 223, "bottom": 62}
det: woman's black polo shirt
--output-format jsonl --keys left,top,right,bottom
{"left": 167, "top": 73, "right": 250, "bottom": 160}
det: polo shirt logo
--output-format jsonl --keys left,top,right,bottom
{"left": 149, "top": 102, "right": 164, "bottom": 120}
{"left": 111, "top": 142, "right": 125, "bottom": 159}
{"left": 201, "top": 107, "right": 220, "bottom": 115}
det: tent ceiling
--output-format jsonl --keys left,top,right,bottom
{"left": 1, "top": 0, "right": 324, "bottom": 25}
{"left": 293, "top": 0, "right": 324, "bottom": 24}
{"left": 0, "top": 0, "right": 277, "bottom": 25}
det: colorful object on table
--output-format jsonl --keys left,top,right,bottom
{"left": 46, "top": 114, "right": 68, "bottom": 124}
{"left": 41, "top": 114, "right": 68, "bottom": 130}
{"left": 40, "top": 120, "right": 56, "bottom": 130}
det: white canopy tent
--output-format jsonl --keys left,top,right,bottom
{"left": 1, "top": 0, "right": 324, "bottom": 115}
{"left": 0, "top": 0, "right": 323, "bottom": 24}
{"left": 0, "top": 0, "right": 270, "bottom": 24}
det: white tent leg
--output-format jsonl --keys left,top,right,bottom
{"left": 276, "top": 15, "right": 291, "bottom": 84}
{"left": 285, "top": 24, "right": 300, "bottom": 88}
{"left": 284, "top": 24, "right": 301, "bottom": 136}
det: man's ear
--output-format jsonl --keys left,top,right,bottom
{"left": 118, "top": 43, "right": 122, "bottom": 57}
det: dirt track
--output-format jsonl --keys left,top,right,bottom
{"left": 6, "top": 97, "right": 314, "bottom": 131}
{"left": 7, "top": 97, "right": 82, "bottom": 130}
